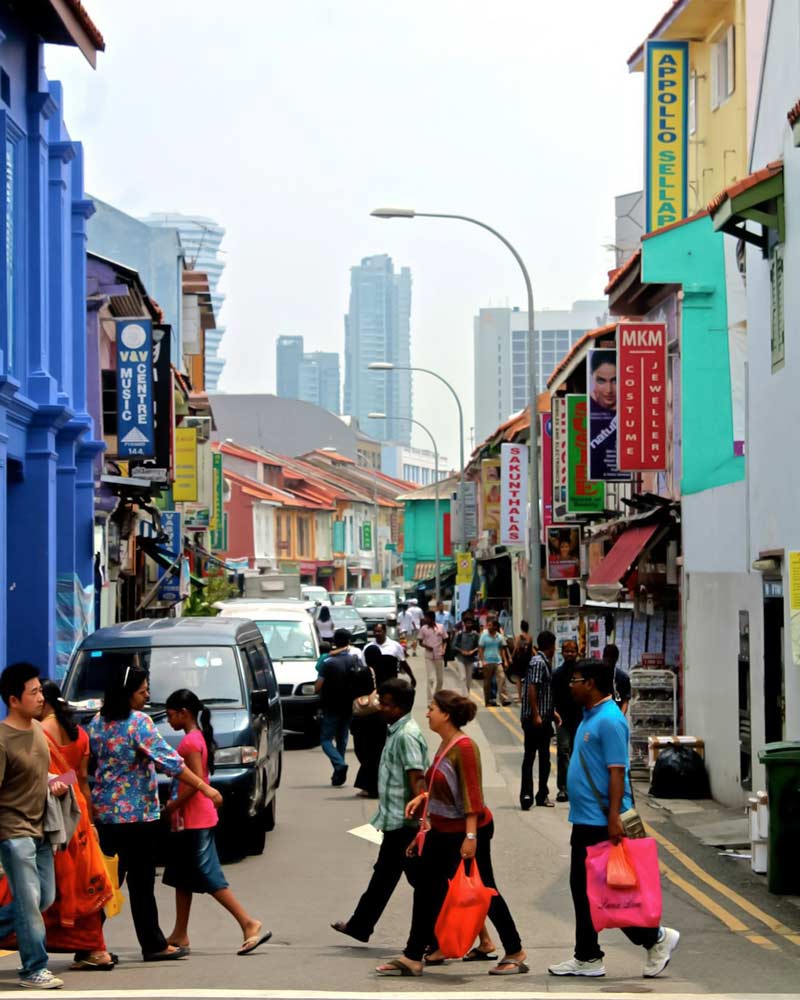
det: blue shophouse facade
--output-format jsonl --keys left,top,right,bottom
{"left": 0, "top": 3, "right": 104, "bottom": 677}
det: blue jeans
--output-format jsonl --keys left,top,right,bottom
{"left": 320, "top": 712, "right": 350, "bottom": 771}
{"left": 0, "top": 837, "right": 56, "bottom": 977}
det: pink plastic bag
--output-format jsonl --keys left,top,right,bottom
{"left": 585, "top": 837, "right": 662, "bottom": 932}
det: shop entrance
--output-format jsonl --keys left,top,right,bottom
{"left": 763, "top": 579, "right": 785, "bottom": 743}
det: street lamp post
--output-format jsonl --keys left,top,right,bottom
{"left": 368, "top": 361, "right": 467, "bottom": 554}
{"left": 369, "top": 411, "right": 441, "bottom": 602}
{"left": 371, "top": 207, "right": 541, "bottom": 634}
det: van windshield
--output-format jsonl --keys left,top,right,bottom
{"left": 254, "top": 619, "right": 316, "bottom": 661}
{"left": 352, "top": 592, "right": 395, "bottom": 609}
{"left": 65, "top": 647, "right": 243, "bottom": 708}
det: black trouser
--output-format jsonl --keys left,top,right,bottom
{"left": 570, "top": 824, "right": 660, "bottom": 961}
{"left": 98, "top": 820, "right": 167, "bottom": 957}
{"left": 346, "top": 826, "right": 417, "bottom": 940}
{"left": 351, "top": 714, "right": 387, "bottom": 797}
{"left": 403, "top": 821, "right": 522, "bottom": 962}
{"left": 520, "top": 718, "right": 553, "bottom": 804}
{"left": 556, "top": 724, "right": 577, "bottom": 793}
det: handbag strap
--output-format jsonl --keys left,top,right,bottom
{"left": 419, "top": 733, "right": 467, "bottom": 828}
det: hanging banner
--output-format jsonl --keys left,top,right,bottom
{"left": 541, "top": 414, "right": 553, "bottom": 541}
{"left": 130, "top": 323, "right": 172, "bottom": 481}
{"left": 588, "top": 349, "right": 630, "bottom": 482}
{"left": 546, "top": 525, "right": 581, "bottom": 581}
{"left": 500, "top": 442, "right": 528, "bottom": 547}
{"left": 159, "top": 510, "right": 182, "bottom": 603}
{"left": 566, "top": 394, "right": 605, "bottom": 514}
{"left": 210, "top": 452, "right": 225, "bottom": 550}
{"left": 617, "top": 322, "right": 668, "bottom": 471}
{"left": 461, "top": 481, "right": 478, "bottom": 541}
{"left": 644, "top": 41, "right": 688, "bottom": 233}
{"left": 173, "top": 426, "right": 198, "bottom": 501}
{"left": 456, "top": 552, "right": 474, "bottom": 585}
{"left": 789, "top": 551, "right": 800, "bottom": 664}
{"left": 551, "top": 396, "right": 569, "bottom": 521}
{"left": 116, "top": 319, "right": 155, "bottom": 458}
{"left": 481, "top": 458, "right": 501, "bottom": 531}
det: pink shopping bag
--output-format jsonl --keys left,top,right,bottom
{"left": 585, "top": 837, "right": 662, "bottom": 932}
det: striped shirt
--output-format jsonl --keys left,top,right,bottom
{"left": 521, "top": 651, "right": 554, "bottom": 723}
{"left": 371, "top": 713, "right": 430, "bottom": 832}
{"left": 427, "top": 735, "right": 492, "bottom": 832}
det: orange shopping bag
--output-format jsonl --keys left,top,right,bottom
{"left": 606, "top": 841, "right": 638, "bottom": 890}
{"left": 434, "top": 860, "right": 497, "bottom": 959}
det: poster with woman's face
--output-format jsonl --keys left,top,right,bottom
{"left": 587, "top": 349, "right": 630, "bottom": 482}
{"left": 546, "top": 526, "right": 581, "bottom": 581}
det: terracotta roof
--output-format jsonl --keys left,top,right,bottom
{"left": 371, "top": 469, "right": 417, "bottom": 490}
{"left": 64, "top": 0, "right": 105, "bottom": 51}
{"left": 547, "top": 323, "right": 618, "bottom": 389}
{"left": 788, "top": 100, "right": 800, "bottom": 126}
{"left": 641, "top": 207, "right": 709, "bottom": 240}
{"left": 627, "top": 0, "right": 686, "bottom": 69}
{"left": 604, "top": 251, "right": 641, "bottom": 295}
{"left": 303, "top": 448, "right": 355, "bottom": 465}
{"left": 706, "top": 160, "right": 783, "bottom": 215}
{"left": 223, "top": 469, "right": 308, "bottom": 509}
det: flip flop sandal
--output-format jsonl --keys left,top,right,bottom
{"left": 142, "top": 947, "right": 189, "bottom": 961}
{"left": 376, "top": 958, "right": 422, "bottom": 977}
{"left": 237, "top": 929, "right": 272, "bottom": 956}
{"left": 488, "top": 958, "right": 530, "bottom": 976}
{"left": 423, "top": 955, "right": 448, "bottom": 966}
{"left": 68, "top": 959, "right": 115, "bottom": 971}
{"left": 463, "top": 948, "right": 498, "bottom": 962}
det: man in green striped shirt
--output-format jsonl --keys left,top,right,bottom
{"left": 331, "top": 679, "right": 429, "bottom": 943}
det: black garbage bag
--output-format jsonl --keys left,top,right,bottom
{"left": 649, "top": 745, "right": 711, "bottom": 799}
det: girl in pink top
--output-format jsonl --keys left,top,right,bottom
{"left": 163, "top": 689, "right": 271, "bottom": 956}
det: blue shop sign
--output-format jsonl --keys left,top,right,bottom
{"left": 160, "top": 510, "right": 182, "bottom": 603}
{"left": 116, "top": 319, "right": 155, "bottom": 457}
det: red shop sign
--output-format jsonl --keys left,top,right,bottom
{"left": 617, "top": 322, "right": 667, "bottom": 471}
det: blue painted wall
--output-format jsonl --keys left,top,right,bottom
{"left": 642, "top": 214, "right": 745, "bottom": 494}
{"left": 0, "top": 12, "right": 103, "bottom": 677}
{"left": 402, "top": 497, "right": 450, "bottom": 581}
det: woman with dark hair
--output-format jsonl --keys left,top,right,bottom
{"left": 163, "top": 689, "right": 270, "bottom": 956}
{"left": 351, "top": 645, "right": 394, "bottom": 798}
{"left": 316, "top": 604, "right": 336, "bottom": 641}
{"left": 376, "top": 690, "right": 527, "bottom": 978}
{"left": 88, "top": 664, "right": 223, "bottom": 962}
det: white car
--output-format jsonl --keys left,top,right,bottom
{"left": 216, "top": 602, "right": 320, "bottom": 736}
{"left": 301, "top": 585, "right": 331, "bottom": 605}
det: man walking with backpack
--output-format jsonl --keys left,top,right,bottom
{"left": 315, "top": 629, "right": 362, "bottom": 786}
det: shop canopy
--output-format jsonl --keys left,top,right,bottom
{"left": 586, "top": 523, "right": 660, "bottom": 596}
{"left": 708, "top": 161, "right": 784, "bottom": 257}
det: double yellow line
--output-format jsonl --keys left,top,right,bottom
{"left": 478, "top": 697, "right": 800, "bottom": 954}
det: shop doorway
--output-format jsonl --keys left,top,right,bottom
{"left": 763, "top": 580, "right": 785, "bottom": 743}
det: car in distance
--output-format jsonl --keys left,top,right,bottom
{"left": 216, "top": 602, "right": 321, "bottom": 737}
{"left": 312, "top": 604, "right": 368, "bottom": 646}
{"left": 300, "top": 585, "right": 330, "bottom": 605}
{"left": 63, "top": 617, "right": 282, "bottom": 856}
{"left": 351, "top": 589, "right": 398, "bottom": 636}
{"left": 328, "top": 591, "right": 351, "bottom": 606}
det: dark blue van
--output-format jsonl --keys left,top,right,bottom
{"left": 62, "top": 617, "right": 283, "bottom": 855}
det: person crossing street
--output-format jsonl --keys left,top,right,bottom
{"left": 519, "top": 631, "right": 556, "bottom": 809}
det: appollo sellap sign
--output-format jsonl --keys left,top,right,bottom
{"left": 644, "top": 41, "right": 688, "bottom": 233}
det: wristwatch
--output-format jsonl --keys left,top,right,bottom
{"left": 465, "top": 833, "right": 477, "bottom": 841}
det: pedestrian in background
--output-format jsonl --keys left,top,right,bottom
{"left": 315, "top": 605, "right": 336, "bottom": 643}
{"left": 519, "top": 630, "right": 556, "bottom": 809}
{"left": 314, "top": 628, "right": 361, "bottom": 787}
{"left": 478, "top": 618, "right": 510, "bottom": 707}
{"left": 452, "top": 614, "right": 480, "bottom": 696}
{"left": 365, "top": 623, "right": 415, "bottom": 687}
{"left": 332, "top": 678, "right": 429, "bottom": 943}
{"left": 0, "top": 663, "right": 63, "bottom": 989}
{"left": 548, "top": 658, "right": 679, "bottom": 979}
{"left": 418, "top": 612, "right": 447, "bottom": 700}
{"left": 507, "top": 620, "right": 534, "bottom": 705}
{"left": 163, "top": 689, "right": 270, "bottom": 956}
{"left": 89, "top": 663, "right": 222, "bottom": 962}
{"left": 351, "top": 645, "right": 390, "bottom": 799}
{"left": 397, "top": 604, "right": 418, "bottom": 656}
{"left": 603, "top": 644, "right": 631, "bottom": 715}
{"left": 435, "top": 601, "right": 455, "bottom": 638}
{"left": 552, "top": 640, "right": 581, "bottom": 803}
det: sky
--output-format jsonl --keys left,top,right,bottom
{"left": 46, "top": 0, "right": 669, "bottom": 465}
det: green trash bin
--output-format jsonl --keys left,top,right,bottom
{"left": 758, "top": 741, "right": 800, "bottom": 894}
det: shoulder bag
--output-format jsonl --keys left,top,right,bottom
{"left": 352, "top": 665, "right": 380, "bottom": 718}
{"left": 578, "top": 747, "right": 646, "bottom": 839}
{"left": 414, "top": 733, "right": 468, "bottom": 856}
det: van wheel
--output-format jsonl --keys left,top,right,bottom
{"left": 245, "top": 813, "right": 267, "bottom": 855}
{"left": 264, "top": 795, "right": 277, "bottom": 832}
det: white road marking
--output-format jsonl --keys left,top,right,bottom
{"left": 347, "top": 823, "right": 383, "bottom": 845}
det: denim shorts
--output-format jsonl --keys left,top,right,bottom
{"left": 163, "top": 828, "right": 229, "bottom": 894}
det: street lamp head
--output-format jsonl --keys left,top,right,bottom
{"left": 370, "top": 207, "right": 416, "bottom": 219}
{"left": 368, "top": 412, "right": 387, "bottom": 420}
{"left": 367, "top": 362, "right": 395, "bottom": 371}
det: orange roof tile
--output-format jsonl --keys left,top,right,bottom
{"left": 65, "top": 0, "right": 105, "bottom": 51}
{"left": 547, "top": 323, "right": 618, "bottom": 388}
{"left": 641, "top": 207, "right": 709, "bottom": 240}
{"left": 604, "top": 251, "right": 641, "bottom": 295}
{"left": 627, "top": 0, "right": 686, "bottom": 69}
{"left": 305, "top": 448, "right": 355, "bottom": 465}
{"left": 706, "top": 160, "right": 783, "bottom": 215}
{"left": 788, "top": 100, "right": 800, "bottom": 126}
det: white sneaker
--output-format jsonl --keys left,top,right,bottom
{"left": 644, "top": 927, "right": 680, "bottom": 978}
{"left": 18, "top": 969, "right": 64, "bottom": 989}
{"left": 548, "top": 956, "right": 606, "bottom": 977}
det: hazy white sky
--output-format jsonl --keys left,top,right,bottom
{"left": 46, "top": 0, "right": 667, "bottom": 463}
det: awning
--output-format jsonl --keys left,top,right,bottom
{"left": 708, "top": 161, "right": 784, "bottom": 256}
{"left": 414, "top": 562, "right": 436, "bottom": 581}
{"left": 586, "top": 523, "right": 660, "bottom": 593}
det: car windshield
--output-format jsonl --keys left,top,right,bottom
{"left": 332, "top": 607, "right": 363, "bottom": 623}
{"left": 66, "top": 646, "right": 243, "bottom": 708}
{"left": 255, "top": 619, "right": 316, "bottom": 660}
{"left": 352, "top": 592, "right": 395, "bottom": 609}
{"left": 302, "top": 588, "right": 328, "bottom": 601}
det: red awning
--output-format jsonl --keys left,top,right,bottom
{"left": 587, "top": 524, "right": 660, "bottom": 588}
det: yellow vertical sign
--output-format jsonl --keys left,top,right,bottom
{"left": 645, "top": 41, "right": 688, "bottom": 233}
{"left": 789, "top": 552, "right": 800, "bottom": 664}
{"left": 173, "top": 427, "right": 198, "bottom": 501}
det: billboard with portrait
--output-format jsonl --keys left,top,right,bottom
{"left": 587, "top": 348, "right": 629, "bottom": 482}
{"left": 481, "top": 458, "right": 501, "bottom": 530}
{"left": 546, "top": 525, "right": 581, "bottom": 581}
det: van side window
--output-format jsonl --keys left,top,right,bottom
{"left": 245, "top": 642, "right": 278, "bottom": 699}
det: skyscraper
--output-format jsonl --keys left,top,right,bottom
{"left": 276, "top": 336, "right": 341, "bottom": 414}
{"left": 343, "top": 254, "right": 412, "bottom": 445}
{"left": 141, "top": 213, "right": 227, "bottom": 390}
{"left": 473, "top": 300, "right": 608, "bottom": 443}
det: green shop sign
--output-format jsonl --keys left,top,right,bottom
{"left": 566, "top": 394, "right": 605, "bottom": 514}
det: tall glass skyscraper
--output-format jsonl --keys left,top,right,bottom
{"left": 343, "top": 254, "right": 412, "bottom": 445}
{"left": 142, "top": 213, "right": 227, "bottom": 390}
{"left": 276, "top": 336, "right": 340, "bottom": 414}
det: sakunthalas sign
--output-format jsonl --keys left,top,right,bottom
{"left": 617, "top": 322, "right": 668, "bottom": 471}
{"left": 566, "top": 395, "right": 605, "bottom": 514}
{"left": 116, "top": 319, "right": 154, "bottom": 457}
{"left": 644, "top": 41, "right": 688, "bottom": 233}
{"left": 500, "top": 442, "right": 528, "bottom": 546}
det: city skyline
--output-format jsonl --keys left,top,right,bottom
{"left": 276, "top": 335, "right": 340, "bottom": 414}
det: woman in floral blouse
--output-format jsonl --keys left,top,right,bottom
{"left": 88, "top": 664, "right": 222, "bottom": 962}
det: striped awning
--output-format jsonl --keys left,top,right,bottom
{"left": 414, "top": 562, "right": 436, "bottom": 581}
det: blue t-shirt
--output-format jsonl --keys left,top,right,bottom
{"left": 478, "top": 631, "right": 506, "bottom": 664}
{"left": 567, "top": 697, "right": 633, "bottom": 826}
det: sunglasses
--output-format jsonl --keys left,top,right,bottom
{"left": 569, "top": 676, "right": 589, "bottom": 685}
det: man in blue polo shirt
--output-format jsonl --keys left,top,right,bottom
{"left": 548, "top": 658, "right": 679, "bottom": 980}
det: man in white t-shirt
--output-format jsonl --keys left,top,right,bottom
{"left": 365, "top": 622, "right": 406, "bottom": 662}
{"left": 418, "top": 611, "right": 447, "bottom": 700}
{"left": 397, "top": 605, "right": 418, "bottom": 656}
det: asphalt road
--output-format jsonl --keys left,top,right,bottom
{"left": 0, "top": 681, "right": 798, "bottom": 998}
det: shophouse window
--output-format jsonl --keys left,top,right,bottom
{"left": 770, "top": 244, "right": 784, "bottom": 373}
{"left": 711, "top": 26, "right": 735, "bottom": 110}
{"left": 689, "top": 71, "right": 697, "bottom": 134}
{"left": 296, "top": 515, "right": 310, "bottom": 557}
{"left": 277, "top": 512, "right": 292, "bottom": 554}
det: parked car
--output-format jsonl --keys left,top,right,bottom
{"left": 351, "top": 589, "right": 399, "bottom": 635}
{"left": 300, "top": 585, "right": 330, "bottom": 605}
{"left": 216, "top": 602, "right": 321, "bottom": 737}
{"left": 312, "top": 604, "right": 368, "bottom": 646}
{"left": 328, "top": 591, "right": 352, "bottom": 606}
{"left": 63, "top": 617, "right": 282, "bottom": 856}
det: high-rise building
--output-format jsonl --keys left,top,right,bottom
{"left": 344, "top": 255, "right": 412, "bottom": 445}
{"left": 141, "top": 213, "right": 227, "bottom": 389}
{"left": 276, "top": 336, "right": 340, "bottom": 414}
{"left": 473, "top": 300, "right": 608, "bottom": 443}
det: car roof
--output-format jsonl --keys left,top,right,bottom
{"left": 218, "top": 604, "right": 311, "bottom": 621}
{"left": 80, "top": 617, "right": 262, "bottom": 649}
